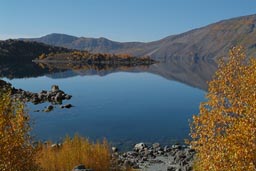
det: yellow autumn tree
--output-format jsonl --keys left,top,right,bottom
{"left": 0, "top": 89, "right": 38, "bottom": 171}
{"left": 190, "top": 46, "right": 256, "bottom": 171}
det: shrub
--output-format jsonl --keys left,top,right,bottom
{"left": 38, "top": 53, "right": 46, "bottom": 60}
{"left": 37, "top": 134, "right": 112, "bottom": 171}
{"left": 0, "top": 90, "right": 38, "bottom": 171}
{"left": 190, "top": 46, "right": 256, "bottom": 171}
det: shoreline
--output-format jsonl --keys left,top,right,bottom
{"left": 111, "top": 142, "right": 195, "bottom": 171}
{"left": 46, "top": 141, "right": 195, "bottom": 171}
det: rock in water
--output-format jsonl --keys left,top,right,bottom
{"left": 65, "top": 94, "right": 72, "bottom": 100}
{"left": 55, "top": 92, "right": 63, "bottom": 102}
{"left": 0, "top": 80, "right": 73, "bottom": 111}
{"left": 51, "top": 85, "right": 59, "bottom": 92}
{"left": 44, "top": 105, "right": 54, "bottom": 112}
{"left": 61, "top": 104, "right": 73, "bottom": 109}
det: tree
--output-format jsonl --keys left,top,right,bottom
{"left": 190, "top": 46, "right": 256, "bottom": 171}
{"left": 0, "top": 89, "right": 38, "bottom": 171}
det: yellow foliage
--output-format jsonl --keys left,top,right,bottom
{"left": 190, "top": 46, "right": 256, "bottom": 171}
{"left": 38, "top": 53, "right": 46, "bottom": 60}
{"left": 37, "top": 134, "right": 112, "bottom": 171}
{"left": 0, "top": 90, "right": 38, "bottom": 171}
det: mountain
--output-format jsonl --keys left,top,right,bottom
{"left": 27, "top": 33, "right": 144, "bottom": 53}
{"left": 26, "top": 14, "right": 256, "bottom": 61}
{"left": 137, "top": 14, "right": 256, "bottom": 61}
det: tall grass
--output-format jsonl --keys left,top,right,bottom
{"left": 37, "top": 134, "right": 112, "bottom": 171}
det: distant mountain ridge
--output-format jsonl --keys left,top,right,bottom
{"left": 27, "top": 33, "right": 144, "bottom": 54}
{"left": 24, "top": 14, "right": 256, "bottom": 61}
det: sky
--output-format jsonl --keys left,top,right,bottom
{"left": 0, "top": 0, "right": 256, "bottom": 42}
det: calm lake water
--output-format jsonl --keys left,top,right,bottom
{"left": 4, "top": 67, "right": 206, "bottom": 147}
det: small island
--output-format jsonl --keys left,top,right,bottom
{"left": 33, "top": 51, "right": 157, "bottom": 66}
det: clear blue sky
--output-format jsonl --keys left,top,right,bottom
{"left": 1, "top": 0, "right": 256, "bottom": 42}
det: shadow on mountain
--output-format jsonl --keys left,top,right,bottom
{"left": 0, "top": 62, "right": 66, "bottom": 79}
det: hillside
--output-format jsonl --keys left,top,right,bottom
{"left": 0, "top": 39, "right": 70, "bottom": 62}
{"left": 135, "top": 14, "right": 256, "bottom": 61}
{"left": 26, "top": 14, "right": 256, "bottom": 61}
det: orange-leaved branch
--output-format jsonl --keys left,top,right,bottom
{"left": 190, "top": 46, "right": 256, "bottom": 171}
{"left": 0, "top": 90, "right": 38, "bottom": 171}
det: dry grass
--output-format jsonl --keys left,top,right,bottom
{"left": 37, "top": 134, "right": 112, "bottom": 171}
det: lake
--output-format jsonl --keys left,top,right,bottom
{"left": 2, "top": 61, "right": 216, "bottom": 148}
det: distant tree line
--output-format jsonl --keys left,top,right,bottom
{"left": 0, "top": 40, "right": 70, "bottom": 63}
{"left": 36, "top": 50, "right": 155, "bottom": 65}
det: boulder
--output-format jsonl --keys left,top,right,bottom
{"left": 44, "top": 105, "right": 54, "bottom": 112}
{"left": 55, "top": 92, "right": 63, "bottom": 102}
{"left": 72, "top": 164, "right": 93, "bottom": 171}
{"left": 38, "top": 93, "right": 45, "bottom": 100}
{"left": 152, "top": 142, "right": 160, "bottom": 149}
{"left": 126, "top": 151, "right": 139, "bottom": 158}
{"left": 51, "top": 85, "right": 59, "bottom": 92}
{"left": 65, "top": 94, "right": 72, "bottom": 99}
{"left": 40, "top": 90, "right": 47, "bottom": 94}
{"left": 31, "top": 96, "right": 40, "bottom": 104}
{"left": 112, "top": 147, "right": 118, "bottom": 153}
{"left": 172, "top": 144, "right": 182, "bottom": 149}
{"left": 61, "top": 104, "right": 73, "bottom": 109}
{"left": 134, "top": 142, "right": 147, "bottom": 151}
{"left": 51, "top": 144, "right": 59, "bottom": 149}
{"left": 167, "top": 165, "right": 177, "bottom": 171}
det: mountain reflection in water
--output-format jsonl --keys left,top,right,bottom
{"left": 0, "top": 57, "right": 217, "bottom": 91}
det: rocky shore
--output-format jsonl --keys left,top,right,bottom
{"left": 112, "top": 142, "right": 195, "bottom": 171}
{"left": 70, "top": 142, "right": 195, "bottom": 171}
{"left": 0, "top": 80, "right": 72, "bottom": 111}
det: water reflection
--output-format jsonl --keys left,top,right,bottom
{"left": 0, "top": 57, "right": 218, "bottom": 90}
